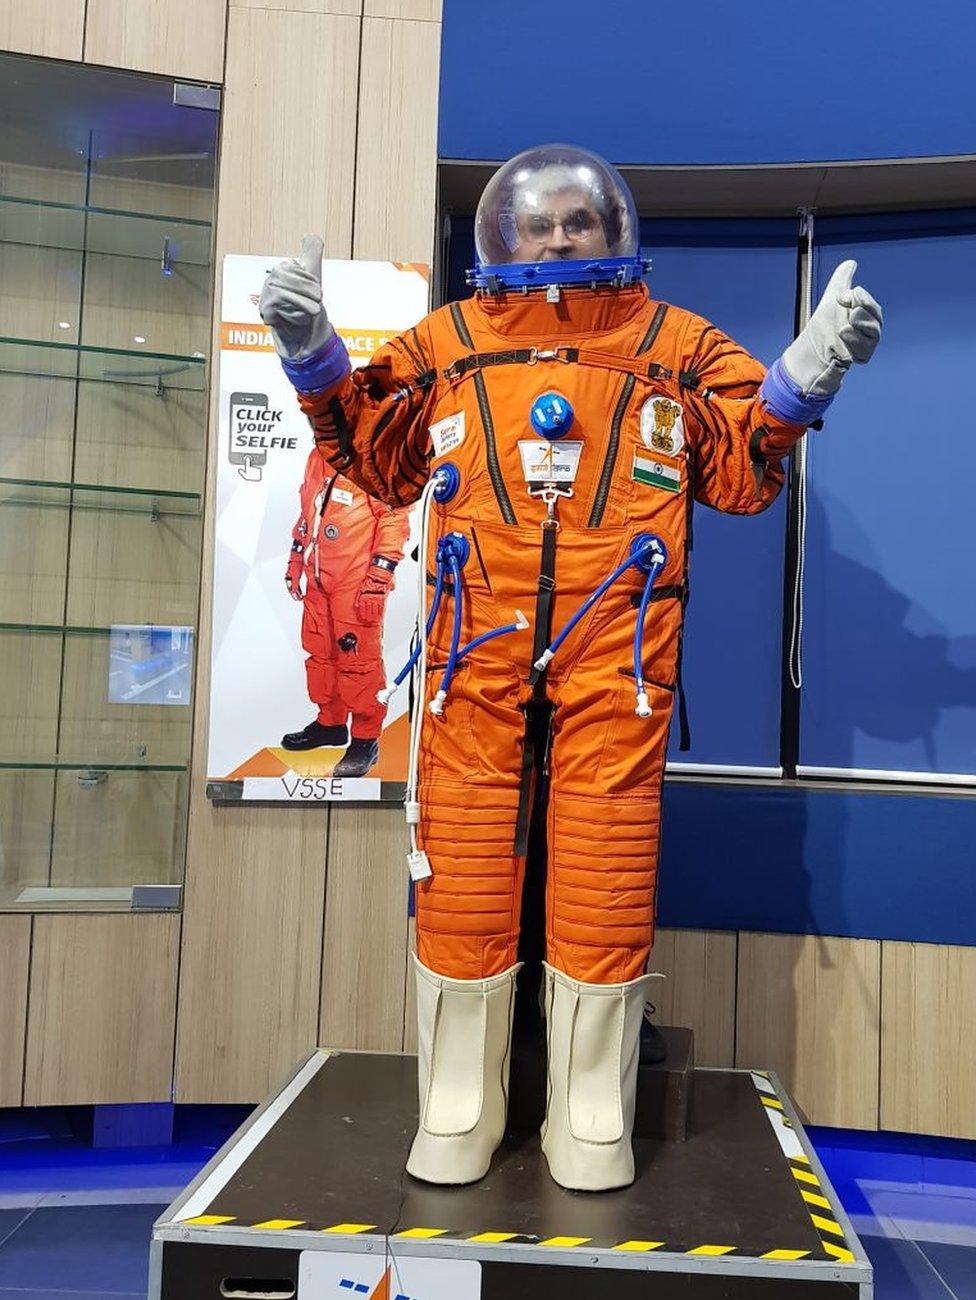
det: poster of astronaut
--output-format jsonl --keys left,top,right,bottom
{"left": 206, "top": 255, "right": 430, "bottom": 801}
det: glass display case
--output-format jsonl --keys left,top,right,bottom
{"left": 0, "top": 54, "right": 218, "bottom": 909}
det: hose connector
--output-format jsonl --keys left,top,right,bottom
{"left": 429, "top": 689, "right": 447, "bottom": 716}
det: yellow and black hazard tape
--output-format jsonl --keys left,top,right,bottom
{"left": 177, "top": 1214, "right": 841, "bottom": 1262}
{"left": 751, "top": 1074, "right": 856, "bottom": 1266}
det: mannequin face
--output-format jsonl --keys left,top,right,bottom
{"left": 512, "top": 188, "right": 611, "bottom": 261}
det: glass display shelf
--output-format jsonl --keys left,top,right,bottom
{"left": 0, "top": 194, "right": 213, "bottom": 267}
{"left": 0, "top": 883, "right": 183, "bottom": 913}
{"left": 0, "top": 621, "right": 112, "bottom": 635}
{"left": 0, "top": 884, "right": 135, "bottom": 912}
{"left": 0, "top": 477, "right": 202, "bottom": 517}
{"left": 0, "top": 759, "right": 187, "bottom": 771}
{"left": 0, "top": 335, "right": 207, "bottom": 390}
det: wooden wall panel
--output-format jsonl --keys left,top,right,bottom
{"left": 0, "top": 915, "right": 30, "bottom": 1105}
{"left": 83, "top": 0, "right": 227, "bottom": 82}
{"left": 402, "top": 916, "right": 417, "bottom": 1052}
{"left": 0, "top": 0, "right": 85, "bottom": 61}
{"left": 353, "top": 16, "right": 440, "bottom": 264}
{"left": 231, "top": 0, "right": 359, "bottom": 13}
{"left": 51, "top": 769, "right": 188, "bottom": 887}
{"left": 175, "top": 803, "right": 328, "bottom": 1100}
{"left": 649, "top": 928, "right": 737, "bottom": 1067}
{"left": 881, "top": 941, "right": 976, "bottom": 1139}
{"left": 24, "top": 913, "right": 179, "bottom": 1104}
{"left": 176, "top": 3, "right": 361, "bottom": 1104}
{"left": 320, "top": 806, "right": 410, "bottom": 1051}
{"left": 217, "top": 7, "right": 360, "bottom": 257}
{"left": 735, "top": 932, "right": 881, "bottom": 1130}
{"left": 365, "top": 0, "right": 441, "bottom": 19}
{"left": 0, "top": 772, "right": 55, "bottom": 893}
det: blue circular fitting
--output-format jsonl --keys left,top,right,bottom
{"left": 432, "top": 463, "right": 461, "bottom": 503}
{"left": 436, "top": 531, "right": 470, "bottom": 569}
{"left": 631, "top": 533, "right": 668, "bottom": 573}
{"left": 530, "top": 391, "right": 574, "bottom": 440}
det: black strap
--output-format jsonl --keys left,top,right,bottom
{"left": 527, "top": 525, "right": 558, "bottom": 690}
{"left": 515, "top": 524, "right": 558, "bottom": 854}
{"left": 513, "top": 711, "right": 538, "bottom": 858}
{"left": 444, "top": 348, "right": 537, "bottom": 379}
{"left": 628, "top": 583, "right": 686, "bottom": 608}
{"left": 676, "top": 666, "right": 692, "bottom": 752}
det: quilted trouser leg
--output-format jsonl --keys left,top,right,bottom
{"left": 546, "top": 606, "right": 677, "bottom": 985}
{"left": 415, "top": 778, "right": 525, "bottom": 979}
{"left": 414, "top": 644, "right": 527, "bottom": 981}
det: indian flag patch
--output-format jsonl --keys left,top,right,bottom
{"left": 633, "top": 450, "right": 681, "bottom": 493}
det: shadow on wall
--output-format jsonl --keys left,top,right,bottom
{"left": 660, "top": 484, "right": 976, "bottom": 1100}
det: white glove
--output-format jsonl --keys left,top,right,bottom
{"left": 259, "top": 233, "right": 332, "bottom": 362}
{"left": 782, "top": 259, "right": 883, "bottom": 397}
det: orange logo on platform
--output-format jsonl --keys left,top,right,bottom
{"left": 339, "top": 1266, "right": 412, "bottom": 1299}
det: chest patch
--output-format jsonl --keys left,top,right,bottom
{"left": 429, "top": 411, "right": 466, "bottom": 458}
{"left": 331, "top": 486, "right": 354, "bottom": 507}
{"left": 633, "top": 450, "right": 681, "bottom": 494}
{"left": 518, "top": 439, "right": 584, "bottom": 484}
{"left": 640, "top": 395, "right": 685, "bottom": 456}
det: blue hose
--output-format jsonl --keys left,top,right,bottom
{"left": 431, "top": 554, "right": 465, "bottom": 711}
{"left": 391, "top": 560, "right": 445, "bottom": 689}
{"left": 457, "top": 613, "right": 527, "bottom": 662}
{"left": 632, "top": 559, "right": 665, "bottom": 715}
{"left": 534, "top": 537, "right": 664, "bottom": 672}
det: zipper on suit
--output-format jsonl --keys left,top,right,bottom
{"left": 449, "top": 302, "right": 517, "bottom": 526}
{"left": 587, "top": 302, "right": 669, "bottom": 528}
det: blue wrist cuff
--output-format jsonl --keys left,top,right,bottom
{"left": 280, "top": 332, "right": 351, "bottom": 394}
{"left": 760, "top": 356, "right": 834, "bottom": 426}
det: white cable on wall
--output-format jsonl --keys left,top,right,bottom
{"left": 788, "top": 209, "right": 815, "bottom": 691}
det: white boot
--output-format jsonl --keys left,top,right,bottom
{"left": 406, "top": 956, "right": 520, "bottom": 1185}
{"left": 541, "top": 962, "right": 658, "bottom": 1192}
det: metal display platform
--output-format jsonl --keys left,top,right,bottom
{"left": 152, "top": 1050, "right": 872, "bottom": 1299}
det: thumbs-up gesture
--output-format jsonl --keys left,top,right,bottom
{"left": 782, "top": 260, "right": 883, "bottom": 398}
{"left": 259, "top": 234, "right": 331, "bottom": 362}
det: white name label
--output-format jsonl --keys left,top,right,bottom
{"left": 429, "top": 411, "right": 466, "bottom": 458}
{"left": 331, "top": 486, "right": 354, "bottom": 507}
{"left": 518, "top": 439, "right": 584, "bottom": 483}
{"left": 298, "top": 1250, "right": 481, "bottom": 1299}
{"left": 242, "top": 777, "right": 381, "bottom": 802}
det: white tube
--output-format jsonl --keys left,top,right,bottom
{"left": 404, "top": 474, "right": 443, "bottom": 874}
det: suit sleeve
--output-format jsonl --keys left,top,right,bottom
{"left": 296, "top": 322, "right": 438, "bottom": 509}
{"left": 370, "top": 500, "right": 411, "bottom": 565}
{"left": 678, "top": 314, "right": 808, "bottom": 516}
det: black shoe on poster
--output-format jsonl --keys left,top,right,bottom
{"left": 281, "top": 721, "right": 350, "bottom": 751}
{"left": 332, "top": 737, "right": 379, "bottom": 777}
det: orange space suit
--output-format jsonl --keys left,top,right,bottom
{"left": 285, "top": 449, "right": 409, "bottom": 751}
{"left": 260, "top": 142, "right": 878, "bottom": 1192}
{"left": 299, "top": 283, "right": 805, "bottom": 980}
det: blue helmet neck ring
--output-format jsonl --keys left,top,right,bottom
{"left": 467, "top": 255, "right": 650, "bottom": 295}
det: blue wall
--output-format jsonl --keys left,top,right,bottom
{"left": 658, "top": 783, "right": 976, "bottom": 945}
{"left": 437, "top": 13, "right": 976, "bottom": 950}
{"left": 440, "top": 1, "right": 976, "bottom": 165}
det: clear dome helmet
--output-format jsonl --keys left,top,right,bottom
{"left": 470, "top": 143, "right": 648, "bottom": 294}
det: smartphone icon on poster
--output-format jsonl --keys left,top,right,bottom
{"left": 229, "top": 390, "right": 270, "bottom": 481}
